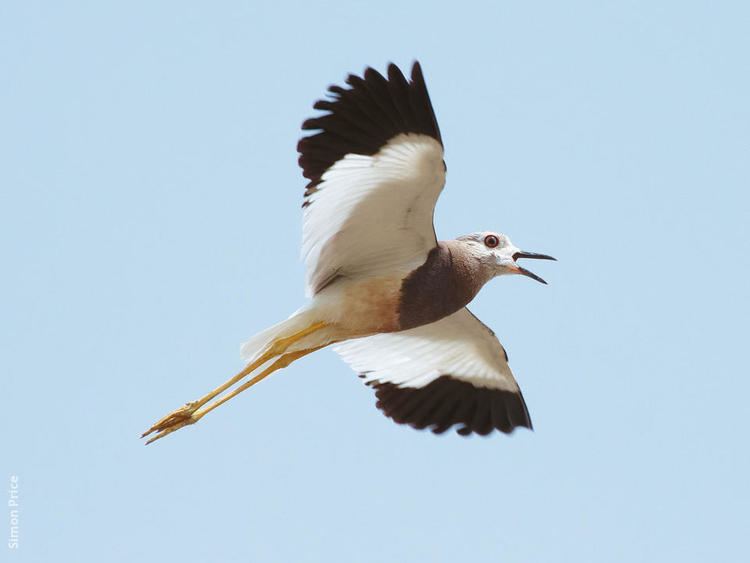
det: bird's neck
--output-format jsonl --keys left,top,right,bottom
{"left": 397, "top": 241, "right": 494, "bottom": 330}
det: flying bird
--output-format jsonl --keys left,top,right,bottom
{"left": 142, "top": 61, "right": 555, "bottom": 444}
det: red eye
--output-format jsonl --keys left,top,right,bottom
{"left": 484, "top": 235, "right": 499, "bottom": 248}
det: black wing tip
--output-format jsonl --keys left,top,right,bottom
{"left": 409, "top": 60, "right": 426, "bottom": 85}
{"left": 386, "top": 61, "right": 408, "bottom": 83}
{"left": 298, "top": 60, "right": 442, "bottom": 197}
{"left": 371, "top": 376, "right": 533, "bottom": 437}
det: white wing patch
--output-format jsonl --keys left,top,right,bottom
{"left": 302, "top": 133, "right": 445, "bottom": 295}
{"left": 333, "top": 308, "right": 519, "bottom": 392}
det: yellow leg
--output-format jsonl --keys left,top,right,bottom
{"left": 143, "top": 346, "right": 324, "bottom": 445}
{"left": 142, "top": 322, "right": 327, "bottom": 443}
{"left": 192, "top": 346, "right": 324, "bottom": 419}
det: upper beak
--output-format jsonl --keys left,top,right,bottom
{"left": 511, "top": 251, "right": 556, "bottom": 285}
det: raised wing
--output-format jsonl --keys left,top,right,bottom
{"left": 298, "top": 62, "right": 445, "bottom": 295}
{"left": 334, "top": 308, "right": 533, "bottom": 436}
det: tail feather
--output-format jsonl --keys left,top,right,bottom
{"left": 239, "top": 308, "right": 321, "bottom": 363}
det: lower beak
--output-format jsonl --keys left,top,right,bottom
{"left": 511, "top": 251, "right": 556, "bottom": 285}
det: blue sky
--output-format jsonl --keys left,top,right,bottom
{"left": 2, "top": 1, "right": 748, "bottom": 561}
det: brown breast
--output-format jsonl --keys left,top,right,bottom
{"left": 398, "top": 241, "right": 491, "bottom": 330}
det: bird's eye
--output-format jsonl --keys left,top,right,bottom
{"left": 484, "top": 235, "right": 499, "bottom": 248}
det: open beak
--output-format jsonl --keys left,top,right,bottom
{"left": 511, "top": 251, "right": 556, "bottom": 285}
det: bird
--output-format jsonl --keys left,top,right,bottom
{"left": 142, "top": 61, "right": 555, "bottom": 444}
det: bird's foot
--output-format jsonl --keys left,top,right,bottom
{"left": 141, "top": 401, "right": 202, "bottom": 445}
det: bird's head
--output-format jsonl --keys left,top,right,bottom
{"left": 457, "top": 232, "right": 556, "bottom": 284}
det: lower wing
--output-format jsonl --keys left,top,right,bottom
{"left": 334, "top": 308, "right": 533, "bottom": 436}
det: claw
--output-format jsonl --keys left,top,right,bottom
{"left": 141, "top": 402, "right": 200, "bottom": 444}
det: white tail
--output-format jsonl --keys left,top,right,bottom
{"left": 239, "top": 308, "right": 322, "bottom": 363}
